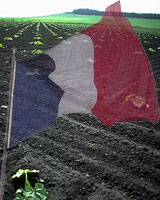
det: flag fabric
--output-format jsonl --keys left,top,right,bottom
{"left": 8, "top": 1, "right": 159, "bottom": 148}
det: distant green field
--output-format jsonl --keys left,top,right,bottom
{"left": 35, "top": 13, "right": 101, "bottom": 24}
{"left": 128, "top": 18, "right": 160, "bottom": 29}
{"left": 1, "top": 13, "right": 160, "bottom": 29}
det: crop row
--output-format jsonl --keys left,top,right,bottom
{"left": 0, "top": 21, "right": 159, "bottom": 58}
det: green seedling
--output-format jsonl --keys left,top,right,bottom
{"left": 148, "top": 48, "right": 156, "bottom": 53}
{"left": 34, "top": 36, "right": 42, "bottom": 39}
{"left": 12, "top": 169, "right": 48, "bottom": 200}
{"left": 53, "top": 33, "right": 58, "bottom": 36}
{"left": 14, "top": 35, "right": 19, "bottom": 38}
{"left": 4, "top": 37, "right": 13, "bottom": 41}
{"left": 58, "top": 36, "right": 63, "bottom": 39}
{"left": 31, "top": 49, "right": 43, "bottom": 54}
{"left": 35, "top": 41, "right": 43, "bottom": 45}
{"left": 30, "top": 41, "right": 43, "bottom": 45}
{"left": 36, "top": 34, "right": 42, "bottom": 37}
{"left": 144, "top": 40, "right": 150, "bottom": 44}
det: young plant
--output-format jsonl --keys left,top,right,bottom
{"left": 144, "top": 40, "right": 150, "bottom": 44}
{"left": 14, "top": 35, "right": 19, "bottom": 38}
{"left": 4, "top": 36, "right": 13, "bottom": 41}
{"left": 58, "top": 36, "right": 63, "bottom": 40}
{"left": 30, "top": 41, "right": 43, "bottom": 45}
{"left": 31, "top": 49, "right": 43, "bottom": 55}
{"left": 148, "top": 48, "right": 156, "bottom": 53}
{"left": 12, "top": 169, "right": 48, "bottom": 200}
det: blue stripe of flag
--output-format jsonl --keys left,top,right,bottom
{"left": 10, "top": 54, "right": 64, "bottom": 147}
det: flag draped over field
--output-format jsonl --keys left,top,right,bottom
{"left": 8, "top": 1, "right": 159, "bottom": 147}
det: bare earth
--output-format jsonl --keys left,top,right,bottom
{"left": 0, "top": 23, "right": 160, "bottom": 200}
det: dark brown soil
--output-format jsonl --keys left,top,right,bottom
{"left": 0, "top": 22, "right": 160, "bottom": 200}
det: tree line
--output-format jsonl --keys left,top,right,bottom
{"left": 72, "top": 9, "right": 160, "bottom": 19}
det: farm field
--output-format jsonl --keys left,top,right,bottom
{"left": 1, "top": 13, "right": 160, "bottom": 28}
{"left": 0, "top": 18, "right": 160, "bottom": 200}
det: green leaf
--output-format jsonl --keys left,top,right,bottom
{"left": 58, "top": 36, "right": 63, "bottom": 39}
{"left": 30, "top": 41, "right": 43, "bottom": 45}
{"left": 36, "top": 34, "right": 42, "bottom": 37}
{"left": 12, "top": 169, "right": 25, "bottom": 179}
{"left": 16, "top": 188, "right": 24, "bottom": 194}
{"left": 53, "top": 32, "right": 58, "bottom": 36}
{"left": 4, "top": 36, "right": 13, "bottom": 41}
{"left": 35, "top": 41, "right": 43, "bottom": 45}
{"left": 35, "top": 183, "right": 48, "bottom": 200}
{"left": 12, "top": 169, "right": 39, "bottom": 179}
{"left": 39, "top": 178, "right": 45, "bottom": 183}
{"left": 31, "top": 50, "right": 43, "bottom": 55}
{"left": 34, "top": 36, "right": 42, "bottom": 40}
{"left": 13, "top": 193, "right": 24, "bottom": 200}
{"left": 0, "top": 43, "right": 3, "bottom": 47}
{"left": 148, "top": 48, "right": 156, "bottom": 53}
{"left": 144, "top": 40, "right": 150, "bottom": 44}
{"left": 24, "top": 185, "right": 35, "bottom": 199}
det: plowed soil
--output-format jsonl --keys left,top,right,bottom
{"left": 0, "top": 23, "right": 160, "bottom": 200}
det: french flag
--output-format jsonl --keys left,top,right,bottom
{"left": 8, "top": 1, "right": 159, "bottom": 147}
